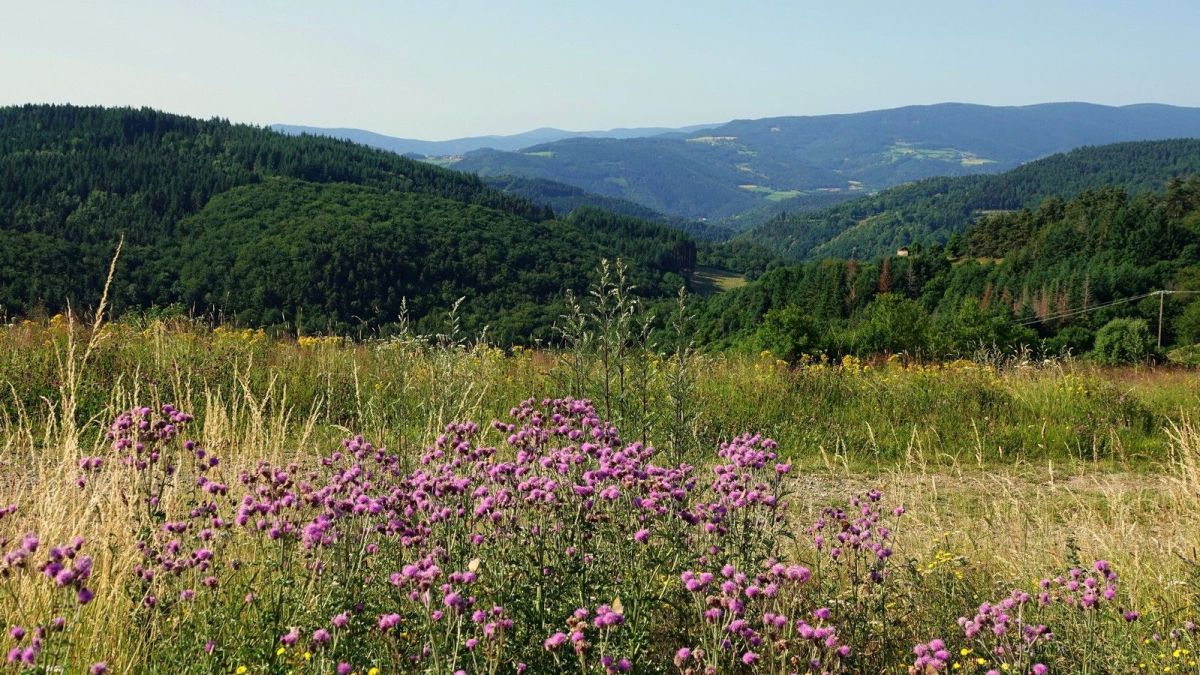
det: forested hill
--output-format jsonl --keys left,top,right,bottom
{"left": 0, "top": 105, "right": 695, "bottom": 341}
{"left": 695, "top": 177, "right": 1200, "bottom": 359}
{"left": 0, "top": 104, "right": 550, "bottom": 228}
{"left": 742, "top": 139, "right": 1200, "bottom": 261}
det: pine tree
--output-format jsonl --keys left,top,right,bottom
{"left": 878, "top": 257, "right": 893, "bottom": 294}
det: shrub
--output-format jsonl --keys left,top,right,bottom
{"left": 1092, "top": 317, "right": 1153, "bottom": 365}
{"left": 755, "top": 306, "right": 827, "bottom": 361}
{"left": 851, "top": 294, "right": 930, "bottom": 356}
{"left": 1175, "top": 300, "right": 1200, "bottom": 346}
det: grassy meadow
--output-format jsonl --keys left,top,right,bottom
{"left": 1, "top": 315, "right": 1199, "bottom": 673}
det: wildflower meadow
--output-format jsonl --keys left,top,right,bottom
{"left": 1, "top": 302, "right": 1199, "bottom": 674}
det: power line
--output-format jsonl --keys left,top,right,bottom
{"left": 1016, "top": 290, "right": 1200, "bottom": 327}
{"left": 1016, "top": 292, "right": 1156, "bottom": 326}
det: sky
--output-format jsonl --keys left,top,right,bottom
{"left": 2, "top": 0, "right": 1198, "bottom": 140}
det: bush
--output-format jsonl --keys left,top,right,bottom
{"left": 934, "top": 298, "right": 1037, "bottom": 356}
{"left": 1092, "top": 318, "right": 1153, "bottom": 364}
{"left": 754, "top": 306, "right": 826, "bottom": 360}
{"left": 1043, "top": 325, "right": 1095, "bottom": 357}
{"left": 851, "top": 294, "right": 930, "bottom": 356}
{"left": 1175, "top": 300, "right": 1200, "bottom": 346}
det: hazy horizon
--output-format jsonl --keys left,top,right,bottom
{"left": 273, "top": 100, "right": 1200, "bottom": 142}
{"left": 3, "top": 0, "right": 1199, "bottom": 139}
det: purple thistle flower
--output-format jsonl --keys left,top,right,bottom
{"left": 279, "top": 628, "right": 299, "bottom": 647}
{"left": 378, "top": 613, "right": 401, "bottom": 631}
{"left": 544, "top": 632, "right": 567, "bottom": 650}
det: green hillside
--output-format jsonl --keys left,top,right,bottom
{"left": 742, "top": 139, "right": 1200, "bottom": 260}
{"left": 696, "top": 177, "right": 1200, "bottom": 359}
{"left": 171, "top": 180, "right": 693, "bottom": 340}
{"left": 0, "top": 105, "right": 695, "bottom": 340}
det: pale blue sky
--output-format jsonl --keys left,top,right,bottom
{"left": 2, "top": 0, "right": 1197, "bottom": 139}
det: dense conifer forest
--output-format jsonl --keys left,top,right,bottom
{"left": 0, "top": 105, "right": 694, "bottom": 340}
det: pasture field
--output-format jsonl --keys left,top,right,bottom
{"left": 1, "top": 317, "right": 1198, "bottom": 673}
{"left": 737, "top": 185, "right": 809, "bottom": 202}
{"left": 691, "top": 267, "right": 749, "bottom": 295}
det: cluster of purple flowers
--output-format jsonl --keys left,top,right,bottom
{"left": 544, "top": 604, "right": 630, "bottom": 672}
{"left": 5, "top": 622, "right": 60, "bottom": 666}
{"left": 61, "top": 396, "right": 844, "bottom": 671}
{"left": 1, "top": 535, "right": 89, "bottom": 668}
{"left": 697, "top": 433, "right": 785, "bottom": 537}
{"left": 678, "top": 560, "right": 850, "bottom": 672}
{"left": 107, "top": 404, "right": 193, "bottom": 471}
{"left": 1, "top": 532, "right": 39, "bottom": 573}
{"left": 959, "top": 590, "right": 1050, "bottom": 643}
{"left": 910, "top": 638, "right": 951, "bottom": 672}
{"left": 808, "top": 489, "right": 898, "bottom": 584}
{"left": 1036, "top": 560, "right": 1119, "bottom": 611}
{"left": 40, "top": 537, "right": 94, "bottom": 604}
{"left": 953, "top": 563, "right": 1123, "bottom": 674}
{"left": 6, "top": 395, "right": 1164, "bottom": 673}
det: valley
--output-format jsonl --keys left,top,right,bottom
{"left": 3, "top": 83, "right": 1200, "bottom": 675}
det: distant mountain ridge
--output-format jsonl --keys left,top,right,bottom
{"left": 449, "top": 102, "right": 1200, "bottom": 221}
{"left": 270, "top": 122, "right": 717, "bottom": 156}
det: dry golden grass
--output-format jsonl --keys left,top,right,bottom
{"left": 1, "top": 312, "right": 1198, "bottom": 669}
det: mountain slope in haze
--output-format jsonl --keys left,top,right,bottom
{"left": 479, "top": 175, "right": 736, "bottom": 241}
{"left": 271, "top": 122, "right": 717, "bottom": 156}
{"left": 0, "top": 104, "right": 695, "bottom": 340}
{"left": 451, "top": 103, "right": 1200, "bottom": 221}
{"left": 454, "top": 135, "right": 847, "bottom": 221}
{"left": 481, "top": 175, "right": 671, "bottom": 222}
{"left": 742, "top": 139, "right": 1200, "bottom": 260}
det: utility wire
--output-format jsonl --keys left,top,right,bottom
{"left": 1015, "top": 290, "right": 1200, "bottom": 326}
{"left": 1017, "top": 292, "right": 1157, "bottom": 326}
